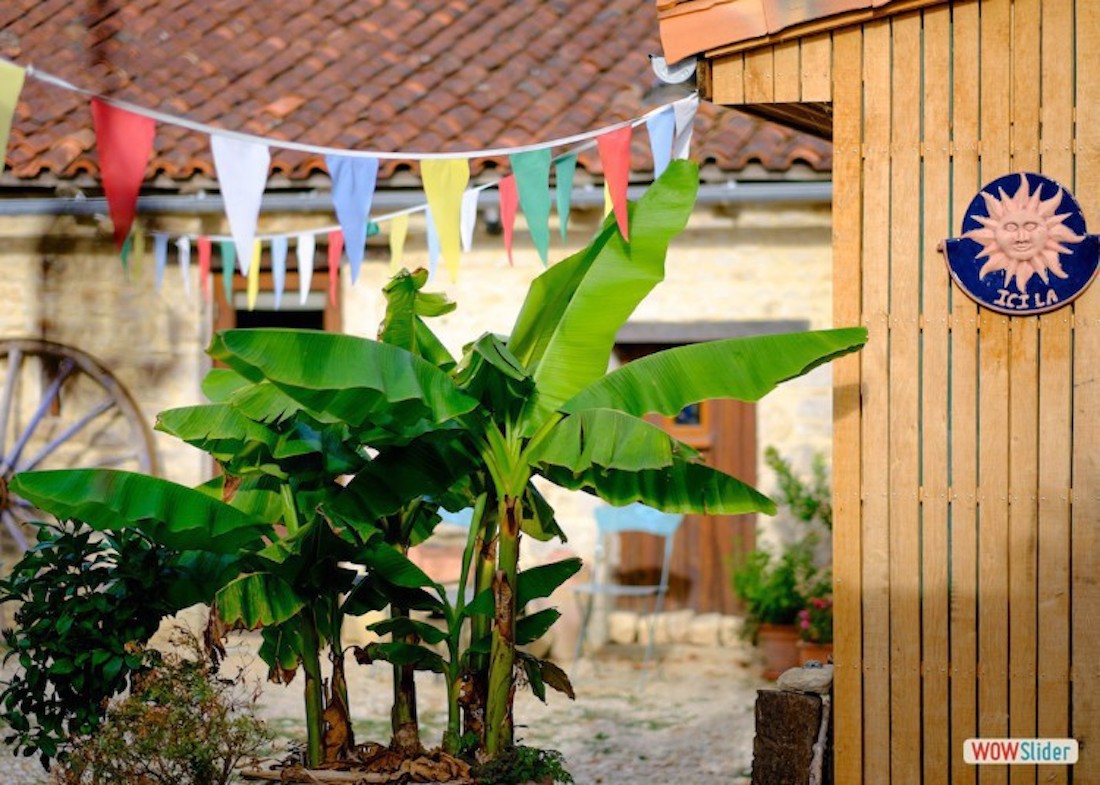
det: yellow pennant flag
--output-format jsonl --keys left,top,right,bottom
{"left": 603, "top": 182, "right": 613, "bottom": 219}
{"left": 0, "top": 61, "right": 25, "bottom": 174}
{"left": 247, "top": 239, "right": 261, "bottom": 310}
{"left": 389, "top": 214, "right": 409, "bottom": 274}
{"left": 420, "top": 159, "right": 469, "bottom": 281}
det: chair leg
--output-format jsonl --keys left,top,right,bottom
{"left": 572, "top": 591, "right": 596, "bottom": 679}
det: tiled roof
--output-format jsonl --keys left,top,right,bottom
{"left": 0, "top": 0, "right": 831, "bottom": 187}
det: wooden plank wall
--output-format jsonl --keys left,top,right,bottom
{"left": 704, "top": 1, "right": 1098, "bottom": 781}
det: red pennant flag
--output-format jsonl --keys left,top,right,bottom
{"left": 91, "top": 100, "right": 156, "bottom": 250}
{"left": 498, "top": 175, "right": 518, "bottom": 266}
{"left": 327, "top": 230, "right": 343, "bottom": 305}
{"left": 197, "top": 236, "right": 212, "bottom": 301}
{"left": 597, "top": 125, "right": 633, "bottom": 240}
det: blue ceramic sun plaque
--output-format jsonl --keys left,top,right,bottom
{"left": 942, "top": 172, "right": 1099, "bottom": 315}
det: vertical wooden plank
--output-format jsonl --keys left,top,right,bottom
{"left": 1006, "top": 4, "right": 1042, "bottom": 785}
{"left": 921, "top": 6, "right": 952, "bottom": 783}
{"left": 1036, "top": 2, "right": 1073, "bottom": 784}
{"left": 949, "top": 3, "right": 981, "bottom": 783}
{"left": 711, "top": 53, "right": 746, "bottom": 105}
{"left": 1073, "top": 2, "right": 1100, "bottom": 783}
{"left": 800, "top": 32, "right": 833, "bottom": 101}
{"left": 772, "top": 40, "right": 801, "bottom": 102}
{"left": 861, "top": 18, "right": 893, "bottom": 785}
{"left": 831, "top": 26, "right": 865, "bottom": 785}
{"left": 978, "top": 5, "right": 1012, "bottom": 785}
{"left": 889, "top": 13, "right": 922, "bottom": 785}
{"left": 743, "top": 46, "right": 775, "bottom": 103}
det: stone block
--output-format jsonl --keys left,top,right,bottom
{"left": 607, "top": 610, "right": 639, "bottom": 644}
{"left": 752, "top": 689, "right": 833, "bottom": 785}
{"left": 720, "top": 615, "right": 746, "bottom": 646}
{"left": 649, "top": 609, "right": 694, "bottom": 645}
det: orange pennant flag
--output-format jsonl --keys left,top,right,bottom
{"left": 597, "top": 126, "right": 633, "bottom": 240}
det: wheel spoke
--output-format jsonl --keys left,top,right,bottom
{"left": 0, "top": 347, "right": 23, "bottom": 461}
{"left": 0, "top": 358, "right": 76, "bottom": 476}
{"left": 17, "top": 396, "right": 117, "bottom": 473}
{"left": 1, "top": 510, "right": 28, "bottom": 552}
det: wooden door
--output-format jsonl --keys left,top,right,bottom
{"left": 613, "top": 344, "right": 757, "bottom": 614}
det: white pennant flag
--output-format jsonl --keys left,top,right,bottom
{"left": 176, "top": 236, "right": 192, "bottom": 297}
{"left": 460, "top": 188, "right": 480, "bottom": 252}
{"left": 297, "top": 233, "right": 315, "bottom": 305}
{"left": 210, "top": 134, "right": 270, "bottom": 276}
{"left": 672, "top": 94, "right": 699, "bottom": 160}
{"left": 271, "top": 235, "right": 288, "bottom": 310}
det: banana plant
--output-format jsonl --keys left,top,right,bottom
{"left": 209, "top": 159, "right": 868, "bottom": 758}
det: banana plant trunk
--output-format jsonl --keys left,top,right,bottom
{"left": 485, "top": 495, "right": 521, "bottom": 755}
{"left": 301, "top": 613, "right": 326, "bottom": 768}
{"left": 390, "top": 604, "right": 423, "bottom": 756}
{"left": 462, "top": 512, "right": 497, "bottom": 745}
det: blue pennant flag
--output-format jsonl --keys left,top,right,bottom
{"left": 326, "top": 155, "right": 379, "bottom": 283}
{"left": 646, "top": 108, "right": 675, "bottom": 179}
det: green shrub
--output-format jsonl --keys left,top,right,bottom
{"left": 56, "top": 633, "right": 271, "bottom": 785}
{"left": 0, "top": 521, "right": 180, "bottom": 767}
{"left": 471, "top": 745, "right": 573, "bottom": 785}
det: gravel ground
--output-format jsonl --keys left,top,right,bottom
{"left": 0, "top": 639, "right": 763, "bottom": 784}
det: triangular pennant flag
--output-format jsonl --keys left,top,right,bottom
{"left": 389, "top": 214, "right": 409, "bottom": 274}
{"left": 210, "top": 134, "right": 270, "bottom": 276}
{"left": 327, "top": 230, "right": 343, "bottom": 305}
{"left": 197, "top": 236, "right": 212, "bottom": 301}
{"left": 597, "top": 126, "right": 632, "bottom": 240}
{"left": 460, "top": 189, "right": 480, "bottom": 252}
{"left": 603, "top": 182, "right": 613, "bottom": 218}
{"left": 247, "top": 240, "right": 261, "bottom": 311}
{"left": 271, "top": 235, "right": 288, "bottom": 310}
{"left": 0, "top": 62, "right": 26, "bottom": 175}
{"left": 91, "top": 100, "right": 156, "bottom": 251}
{"left": 153, "top": 232, "right": 169, "bottom": 292}
{"left": 420, "top": 159, "right": 469, "bottom": 281}
{"left": 555, "top": 154, "right": 577, "bottom": 241}
{"left": 176, "top": 236, "right": 192, "bottom": 297}
{"left": 645, "top": 108, "right": 675, "bottom": 179}
{"left": 425, "top": 207, "right": 441, "bottom": 280}
{"left": 297, "top": 233, "right": 315, "bottom": 305}
{"left": 510, "top": 149, "right": 552, "bottom": 265}
{"left": 325, "top": 154, "right": 378, "bottom": 284}
{"left": 498, "top": 175, "right": 518, "bottom": 267}
{"left": 120, "top": 234, "right": 132, "bottom": 278}
{"left": 672, "top": 94, "right": 699, "bottom": 160}
{"left": 219, "top": 240, "right": 235, "bottom": 304}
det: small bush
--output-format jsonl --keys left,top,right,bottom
{"left": 0, "top": 521, "right": 181, "bottom": 766}
{"left": 56, "top": 633, "right": 271, "bottom": 785}
{"left": 471, "top": 745, "right": 573, "bottom": 785}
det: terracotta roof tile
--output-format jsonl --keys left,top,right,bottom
{"left": 1, "top": 0, "right": 831, "bottom": 186}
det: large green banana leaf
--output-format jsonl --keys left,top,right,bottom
{"left": 209, "top": 329, "right": 478, "bottom": 441}
{"left": 215, "top": 572, "right": 305, "bottom": 629}
{"left": 528, "top": 411, "right": 774, "bottom": 514}
{"left": 507, "top": 161, "right": 699, "bottom": 431}
{"left": 561, "top": 327, "right": 868, "bottom": 416}
{"left": 157, "top": 404, "right": 288, "bottom": 477}
{"left": 11, "top": 469, "right": 270, "bottom": 553}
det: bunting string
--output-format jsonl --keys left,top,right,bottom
{"left": 0, "top": 55, "right": 700, "bottom": 297}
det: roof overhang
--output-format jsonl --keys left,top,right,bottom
{"left": 658, "top": 0, "right": 949, "bottom": 63}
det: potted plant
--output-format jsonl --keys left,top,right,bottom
{"left": 732, "top": 538, "right": 817, "bottom": 679}
{"left": 797, "top": 575, "right": 833, "bottom": 664}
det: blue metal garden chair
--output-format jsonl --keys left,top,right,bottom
{"left": 571, "top": 502, "right": 683, "bottom": 681}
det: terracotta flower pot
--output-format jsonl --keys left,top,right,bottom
{"left": 797, "top": 639, "right": 834, "bottom": 665}
{"left": 757, "top": 623, "right": 801, "bottom": 680}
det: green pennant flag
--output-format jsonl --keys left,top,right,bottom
{"left": 219, "top": 240, "right": 236, "bottom": 303}
{"left": 0, "top": 61, "right": 25, "bottom": 175}
{"left": 554, "top": 154, "right": 577, "bottom": 242}
{"left": 119, "top": 233, "right": 132, "bottom": 278}
{"left": 510, "top": 149, "right": 552, "bottom": 265}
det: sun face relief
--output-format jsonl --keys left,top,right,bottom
{"left": 942, "top": 172, "right": 1099, "bottom": 316}
{"left": 963, "top": 174, "right": 1084, "bottom": 293}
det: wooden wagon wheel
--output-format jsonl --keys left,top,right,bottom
{"left": 0, "top": 338, "right": 158, "bottom": 553}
